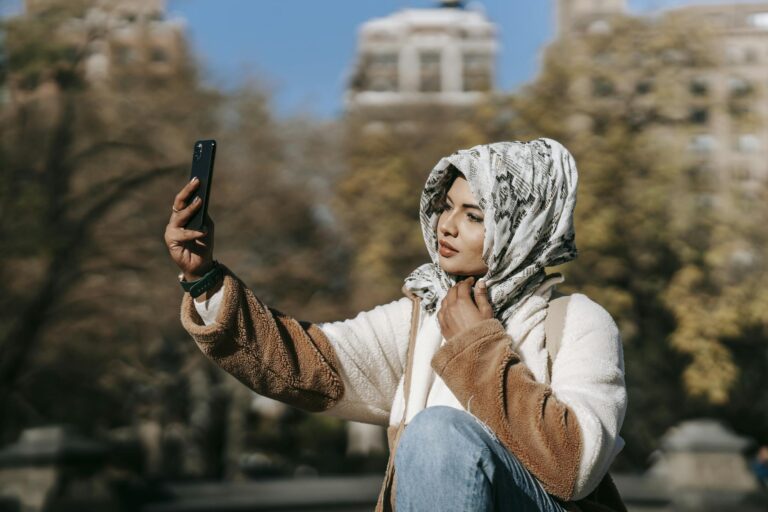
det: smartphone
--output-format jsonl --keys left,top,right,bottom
{"left": 184, "top": 139, "right": 216, "bottom": 231}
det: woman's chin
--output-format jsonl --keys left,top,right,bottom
{"left": 439, "top": 258, "right": 472, "bottom": 276}
{"left": 439, "top": 256, "right": 488, "bottom": 277}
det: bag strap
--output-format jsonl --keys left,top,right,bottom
{"left": 377, "top": 293, "right": 421, "bottom": 512}
{"left": 401, "top": 296, "right": 422, "bottom": 420}
{"left": 544, "top": 294, "right": 571, "bottom": 380}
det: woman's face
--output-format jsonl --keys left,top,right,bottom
{"left": 436, "top": 176, "right": 489, "bottom": 277}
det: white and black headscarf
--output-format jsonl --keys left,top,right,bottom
{"left": 403, "top": 138, "right": 579, "bottom": 325}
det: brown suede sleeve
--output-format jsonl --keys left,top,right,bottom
{"left": 431, "top": 318, "right": 582, "bottom": 501}
{"left": 180, "top": 265, "right": 344, "bottom": 412}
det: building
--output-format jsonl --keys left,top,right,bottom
{"left": 344, "top": 0, "right": 498, "bottom": 114}
{"left": 556, "top": 0, "right": 627, "bottom": 38}
{"left": 22, "top": 0, "right": 186, "bottom": 85}
{"left": 554, "top": 0, "right": 768, "bottom": 198}
{"left": 666, "top": 2, "right": 768, "bottom": 197}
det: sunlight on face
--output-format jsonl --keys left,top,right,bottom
{"left": 436, "top": 177, "right": 488, "bottom": 277}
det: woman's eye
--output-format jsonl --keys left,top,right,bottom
{"left": 468, "top": 214, "right": 483, "bottom": 223}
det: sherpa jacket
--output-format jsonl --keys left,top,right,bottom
{"left": 181, "top": 264, "right": 628, "bottom": 511}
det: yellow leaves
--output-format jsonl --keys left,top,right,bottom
{"left": 662, "top": 256, "right": 768, "bottom": 403}
{"left": 517, "top": 12, "right": 768, "bottom": 407}
{"left": 680, "top": 342, "right": 738, "bottom": 405}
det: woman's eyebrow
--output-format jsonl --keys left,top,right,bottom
{"left": 446, "top": 193, "right": 482, "bottom": 212}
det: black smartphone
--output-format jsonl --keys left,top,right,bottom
{"left": 184, "top": 139, "right": 216, "bottom": 231}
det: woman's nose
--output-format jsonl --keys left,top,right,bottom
{"left": 439, "top": 212, "right": 458, "bottom": 237}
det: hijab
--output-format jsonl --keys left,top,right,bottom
{"left": 403, "top": 138, "right": 579, "bottom": 326}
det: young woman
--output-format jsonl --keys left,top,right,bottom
{"left": 164, "top": 138, "right": 628, "bottom": 512}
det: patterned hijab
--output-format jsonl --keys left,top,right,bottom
{"left": 403, "top": 138, "right": 579, "bottom": 325}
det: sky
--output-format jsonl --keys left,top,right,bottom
{"left": 2, "top": 0, "right": 764, "bottom": 119}
{"left": 164, "top": 0, "right": 548, "bottom": 119}
{"left": 163, "top": 0, "right": 759, "bottom": 120}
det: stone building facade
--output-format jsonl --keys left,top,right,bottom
{"left": 22, "top": 0, "right": 186, "bottom": 85}
{"left": 555, "top": 0, "right": 768, "bottom": 196}
{"left": 344, "top": 0, "right": 498, "bottom": 113}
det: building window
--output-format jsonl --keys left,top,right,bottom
{"left": 685, "top": 164, "right": 714, "bottom": 182}
{"left": 689, "top": 107, "right": 709, "bottom": 125}
{"left": 587, "top": 19, "right": 612, "bottom": 34}
{"left": 462, "top": 53, "right": 492, "bottom": 92}
{"left": 726, "top": 46, "right": 742, "bottom": 64}
{"left": 150, "top": 47, "right": 168, "bottom": 63}
{"left": 729, "top": 102, "right": 750, "bottom": 118}
{"left": 689, "top": 77, "right": 709, "bottom": 96}
{"left": 731, "top": 165, "right": 753, "bottom": 181}
{"left": 695, "top": 193, "right": 716, "bottom": 209}
{"left": 661, "top": 48, "right": 687, "bottom": 65}
{"left": 113, "top": 45, "right": 136, "bottom": 65}
{"left": 419, "top": 51, "right": 442, "bottom": 93}
{"left": 689, "top": 134, "right": 715, "bottom": 153}
{"left": 592, "top": 76, "right": 615, "bottom": 97}
{"left": 363, "top": 52, "right": 399, "bottom": 92}
{"left": 635, "top": 79, "right": 653, "bottom": 95}
{"left": 735, "top": 134, "right": 760, "bottom": 153}
{"left": 728, "top": 77, "right": 753, "bottom": 97}
{"left": 748, "top": 12, "right": 768, "bottom": 29}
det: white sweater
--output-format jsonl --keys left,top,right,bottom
{"left": 193, "top": 283, "right": 627, "bottom": 500}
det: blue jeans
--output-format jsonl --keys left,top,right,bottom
{"left": 394, "top": 406, "right": 567, "bottom": 512}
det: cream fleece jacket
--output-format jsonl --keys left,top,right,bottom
{"left": 192, "top": 281, "right": 626, "bottom": 501}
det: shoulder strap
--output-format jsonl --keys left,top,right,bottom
{"left": 402, "top": 296, "right": 421, "bottom": 418}
{"left": 377, "top": 295, "right": 420, "bottom": 512}
{"left": 544, "top": 295, "right": 571, "bottom": 380}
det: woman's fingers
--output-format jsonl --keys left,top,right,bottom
{"left": 169, "top": 178, "right": 201, "bottom": 224}
{"left": 170, "top": 195, "right": 202, "bottom": 228}
{"left": 165, "top": 227, "right": 208, "bottom": 249}
{"left": 457, "top": 277, "right": 475, "bottom": 302}
{"left": 168, "top": 226, "right": 207, "bottom": 243}
{"left": 474, "top": 279, "right": 493, "bottom": 318}
{"left": 173, "top": 177, "right": 200, "bottom": 211}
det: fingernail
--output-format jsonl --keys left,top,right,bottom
{"left": 194, "top": 196, "right": 201, "bottom": 202}
{"left": 191, "top": 176, "right": 199, "bottom": 183}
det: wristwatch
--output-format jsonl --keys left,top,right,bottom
{"left": 179, "top": 261, "right": 224, "bottom": 298}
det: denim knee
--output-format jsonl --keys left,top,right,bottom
{"left": 395, "top": 406, "right": 485, "bottom": 469}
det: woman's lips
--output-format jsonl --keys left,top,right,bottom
{"left": 439, "top": 240, "right": 458, "bottom": 257}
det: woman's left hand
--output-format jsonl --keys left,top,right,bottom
{"left": 438, "top": 277, "right": 494, "bottom": 340}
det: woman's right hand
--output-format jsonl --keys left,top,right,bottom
{"left": 164, "top": 177, "right": 215, "bottom": 281}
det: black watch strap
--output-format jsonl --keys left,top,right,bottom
{"left": 179, "top": 261, "right": 224, "bottom": 298}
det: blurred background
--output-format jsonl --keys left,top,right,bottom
{"left": 0, "top": 0, "right": 767, "bottom": 510}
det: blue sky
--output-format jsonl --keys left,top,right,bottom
{"left": 2, "top": 0, "right": 761, "bottom": 119}
{"left": 164, "top": 0, "right": 757, "bottom": 120}
{"left": 165, "top": 0, "right": 548, "bottom": 119}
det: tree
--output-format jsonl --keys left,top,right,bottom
{"left": 0, "top": 2, "right": 354, "bottom": 481}
{"left": 0, "top": 1, "right": 220, "bottom": 441}
{"left": 479, "top": 13, "right": 768, "bottom": 462}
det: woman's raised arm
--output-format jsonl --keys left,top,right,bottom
{"left": 180, "top": 266, "right": 412, "bottom": 424}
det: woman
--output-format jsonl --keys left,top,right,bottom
{"left": 164, "top": 138, "right": 628, "bottom": 511}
